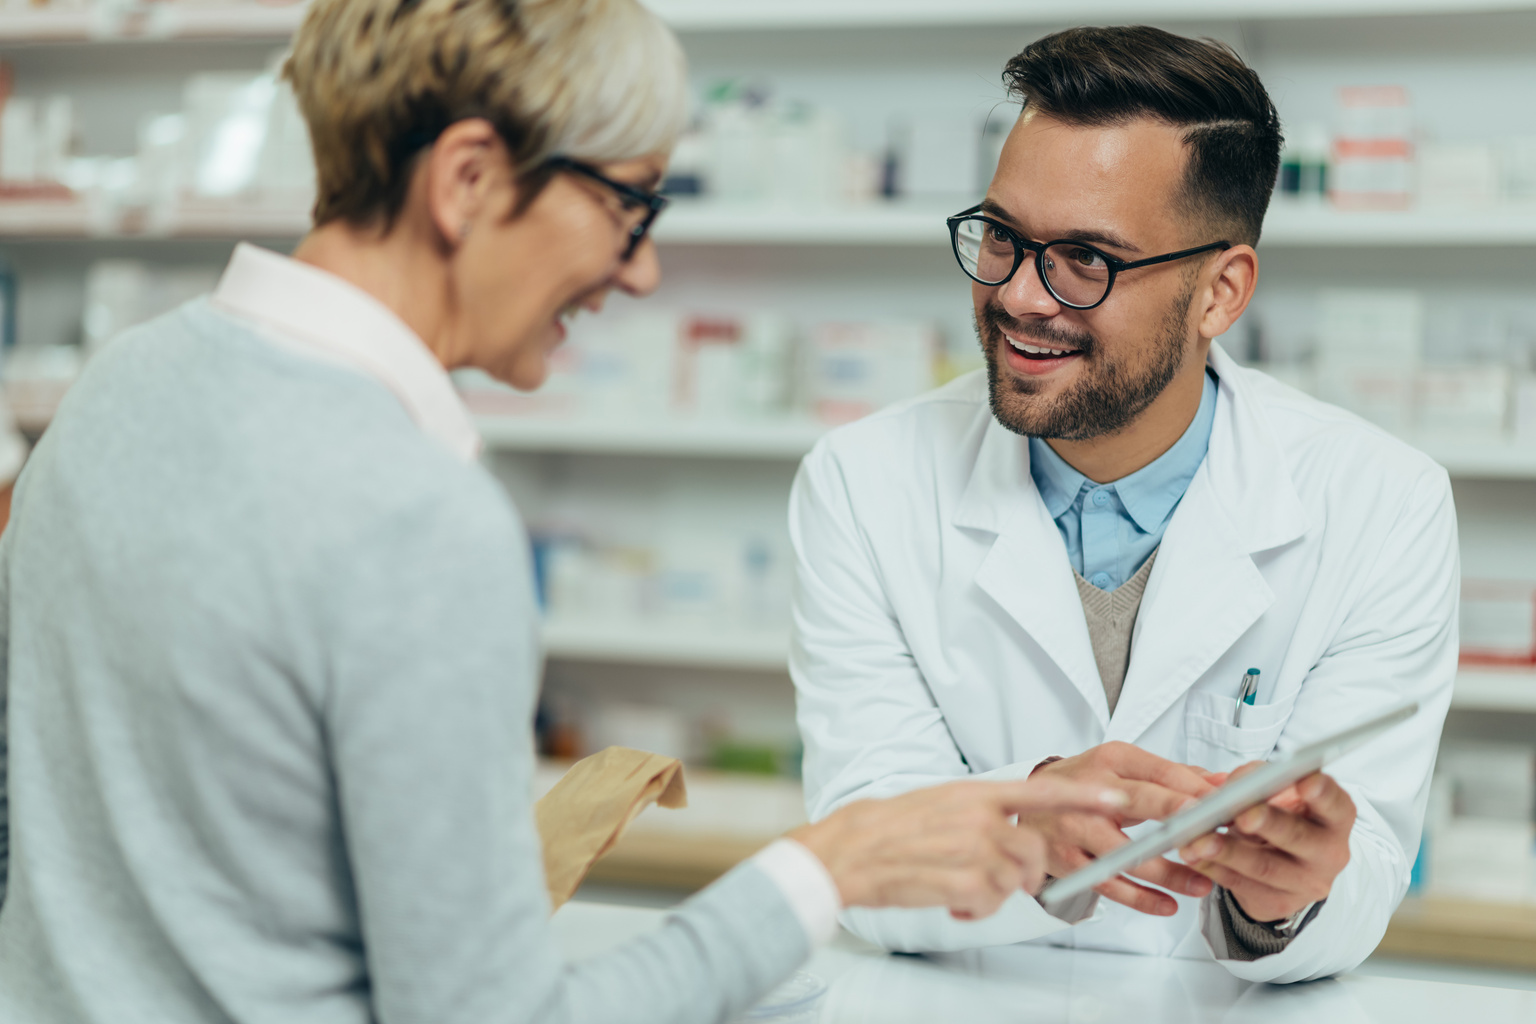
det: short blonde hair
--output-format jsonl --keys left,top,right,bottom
{"left": 284, "top": 0, "right": 688, "bottom": 228}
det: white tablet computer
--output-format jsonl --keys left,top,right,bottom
{"left": 1038, "top": 701, "right": 1419, "bottom": 917}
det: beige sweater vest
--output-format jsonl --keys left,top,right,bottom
{"left": 1072, "top": 549, "right": 1158, "bottom": 715}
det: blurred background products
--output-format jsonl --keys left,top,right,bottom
{"left": 1461, "top": 581, "right": 1536, "bottom": 667}
{"left": 1330, "top": 86, "right": 1415, "bottom": 210}
{"left": 1239, "top": 287, "right": 1536, "bottom": 444}
{"left": 1418, "top": 744, "right": 1536, "bottom": 905}
{"left": 456, "top": 308, "right": 943, "bottom": 427}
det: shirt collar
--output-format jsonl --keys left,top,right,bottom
{"left": 1029, "top": 369, "right": 1219, "bottom": 532}
{"left": 1028, "top": 433, "right": 1087, "bottom": 520}
{"left": 211, "top": 242, "right": 482, "bottom": 463}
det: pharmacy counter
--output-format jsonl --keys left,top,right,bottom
{"left": 552, "top": 901, "right": 1536, "bottom": 1023}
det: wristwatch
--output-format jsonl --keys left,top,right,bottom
{"left": 1266, "top": 900, "right": 1323, "bottom": 939}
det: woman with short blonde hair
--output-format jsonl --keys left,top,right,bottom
{"left": 0, "top": 1, "right": 1119, "bottom": 1021}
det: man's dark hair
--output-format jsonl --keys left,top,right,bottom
{"left": 1003, "top": 26, "right": 1282, "bottom": 246}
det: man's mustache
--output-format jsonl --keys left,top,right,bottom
{"left": 979, "top": 303, "right": 1095, "bottom": 356}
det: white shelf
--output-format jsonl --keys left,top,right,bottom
{"left": 545, "top": 622, "right": 1534, "bottom": 706}
{"left": 1452, "top": 668, "right": 1536, "bottom": 713}
{"left": 476, "top": 414, "right": 826, "bottom": 459}
{"left": 10, "top": 200, "right": 1536, "bottom": 248}
{"left": 0, "top": 200, "right": 310, "bottom": 239}
{"left": 652, "top": 203, "right": 952, "bottom": 246}
{"left": 1261, "top": 204, "right": 1536, "bottom": 247}
{"left": 2, "top": 0, "right": 1524, "bottom": 43}
{"left": 542, "top": 619, "right": 789, "bottom": 671}
{"left": 649, "top": 0, "right": 1536, "bottom": 30}
{"left": 0, "top": 2, "right": 307, "bottom": 43}
{"left": 1412, "top": 438, "right": 1536, "bottom": 480}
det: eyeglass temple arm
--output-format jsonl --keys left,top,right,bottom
{"left": 1116, "top": 241, "right": 1232, "bottom": 271}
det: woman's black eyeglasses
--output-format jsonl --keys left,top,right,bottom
{"left": 946, "top": 204, "right": 1231, "bottom": 310}
{"left": 547, "top": 156, "right": 669, "bottom": 261}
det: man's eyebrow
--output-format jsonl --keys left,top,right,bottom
{"left": 977, "top": 198, "right": 1143, "bottom": 255}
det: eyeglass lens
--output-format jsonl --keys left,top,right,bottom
{"left": 953, "top": 218, "right": 1112, "bottom": 308}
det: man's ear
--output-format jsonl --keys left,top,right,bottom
{"left": 1196, "top": 244, "right": 1258, "bottom": 341}
{"left": 419, "top": 118, "right": 512, "bottom": 248}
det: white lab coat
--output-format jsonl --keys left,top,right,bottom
{"left": 789, "top": 345, "right": 1459, "bottom": 984}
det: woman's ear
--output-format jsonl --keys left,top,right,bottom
{"left": 419, "top": 118, "right": 514, "bottom": 248}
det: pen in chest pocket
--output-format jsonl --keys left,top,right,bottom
{"left": 1233, "top": 668, "right": 1261, "bottom": 725}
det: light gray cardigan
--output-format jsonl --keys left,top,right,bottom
{"left": 0, "top": 299, "right": 807, "bottom": 1023}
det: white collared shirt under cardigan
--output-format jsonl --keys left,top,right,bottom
{"left": 789, "top": 346, "right": 1459, "bottom": 983}
{"left": 0, "top": 243, "right": 839, "bottom": 1024}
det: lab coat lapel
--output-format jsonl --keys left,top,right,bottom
{"left": 957, "top": 418, "right": 1111, "bottom": 729}
{"left": 1105, "top": 345, "right": 1310, "bottom": 744}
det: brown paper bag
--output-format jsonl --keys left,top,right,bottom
{"left": 534, "top": 746, "right": 688, "bottom": 910}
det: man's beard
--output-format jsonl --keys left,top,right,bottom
{"left": 977, "top": 289, "right": 1193, "bottom": 442}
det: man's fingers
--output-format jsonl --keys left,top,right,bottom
{"left": 1232, "top": 802, "right": 1328, "bottom": 859}
{"left": 992, "top": 777, "right": 1130, "bottom": 816}
{"left": 1126, "top": 854, "right": 1215, "bottom": 898}
{"left": 1184, "top": 859, "right": 1291, "bottom": 902}
{"left": 1093, "top": 875, "right": 1180, "bottom": 916}
{"left": 1115, "top": 779, "right": 1200, "bottom": 824}
{"left": 1104, "top": 743, "right": 1217, "bottom": 798}
{"left": 1293, "top": 772, "right": 1357, "bottom": 829}
{"left": 1182, "top": 832, "right": 1308, "bottom": 891}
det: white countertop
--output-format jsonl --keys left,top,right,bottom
{"left": 551, "top": 901, "right": 1536, "bottom": 1023}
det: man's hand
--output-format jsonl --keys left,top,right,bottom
{"left": 791, "top": 776, "right": 1129, "bottom": 922}
{"left": 1025, "top": 742, "right": 1217, "bottom": 916}
{"left": 1178, "top": 765, "right": 1355, "bottom": 923}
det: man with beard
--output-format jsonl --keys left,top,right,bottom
{"left": 789, "top": 26, "right": 1457, "bottom": 983}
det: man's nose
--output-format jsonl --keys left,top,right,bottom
{"left": 997, "top": 251, "right": 1062, "bottom": 319}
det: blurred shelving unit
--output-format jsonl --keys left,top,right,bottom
{"left": 646, "top": 0, "right": 1536, "bottom": 31}
{"left": 542, "top": 619, "right": 789, "bottom": 671}
{"left": 1381, "top": 897, "right": 1536, "bottom": 970}
{"left": 12, "top": 199, "right": 1536, "bottom": 248}
{"left": 0, "top": 2, "right": 307, "bottom": 44}
{"left": 475, "top": 413, "right": 826, "bottom": 460}
{"left": 1448, "top": 667, "right": 1536, "bottom": 713}
{"left": 534, "top": 760, "right": 804, "bottom": 890}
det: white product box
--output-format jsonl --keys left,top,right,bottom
{"left": 1515, "top": 374, "right": 1536, "bottom": 444}
{"left": 0, "top": 97, "right": 37, "bottom": 183}
{"left": 1415, "top": 365, "right": 1509, "bottom": 438}
{"left": 1314, "top": 359, "right": 1415, "bottom": 433}
{"left": 804, "top": 320, "right": 938, "bottom": 424}
{"left": 768, "top": 104, "right": 846, "bottom": 207}
{"left": 1315, "top": 288, "right": 1425, "bottom": 361}
{"left": 1429, "top": 818, "right": 1534, "bottom": 903}
{"left": 1502, "top": 138, "right": 1536, "bottom": 204}
{"left": 566, "top": 311, "right": 676, "bottom": 419}
{"left": 673, "top": 312, "right": 793, "bottom": 418}
{"left": 1417, "top": 144, "right": 1500, "bottom": 209}
{"left": 1461, "top": 579, "right": 1536, "bottom": 665}
{"left": 584, "top": 702, "right": 693, "bottom": 762}
{"left": 902, "top": 113, "right": 981, "bottom": 200}
{"left": 1331, "top": 86, "right": 1414, "bottom": 210}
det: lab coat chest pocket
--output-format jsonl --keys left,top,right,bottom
{"left": 1182, "top": 688, "right": 1299, "bottom": 773}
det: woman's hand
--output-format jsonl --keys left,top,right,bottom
{"left": 789, "top": 778, "right": 1129, "bottom": 921}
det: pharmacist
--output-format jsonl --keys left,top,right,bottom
{"left": 791, "top": 27, "right": 1459, "bottom": 984}
{"left": 0, "top": 2, "right": 1134, "bottom": 1023}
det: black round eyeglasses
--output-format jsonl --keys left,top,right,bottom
{"left": 547, "top": 156, "right": 670, "bottom": 262}
{"left": 946, "top": 204, "right": 1231, "bottom": 311}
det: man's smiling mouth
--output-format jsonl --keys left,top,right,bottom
{"left": 1003, "top": 331, "right": 1082, "bottom": 361}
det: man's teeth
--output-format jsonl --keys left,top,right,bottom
{"left": 1006, "top": 335, "right": 1075, "bottom": 357}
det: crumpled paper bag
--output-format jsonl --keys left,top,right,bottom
{"left": 535, "top": 746, "right": 688, "bottom": 910}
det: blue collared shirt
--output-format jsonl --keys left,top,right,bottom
{"left": 1029, "top": 370, "right": 1218, "bottom": 591}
